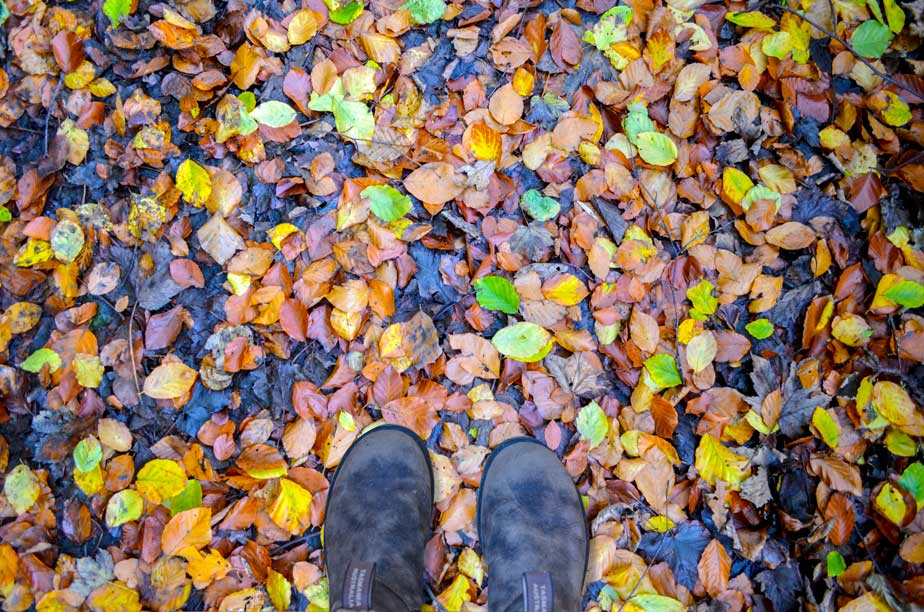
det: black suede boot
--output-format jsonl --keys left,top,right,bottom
{"left": 478, "top": 438, "right": 589, "bottom": 612}
{"left": 324, "top": 425, "right": 433, "bottom": 612}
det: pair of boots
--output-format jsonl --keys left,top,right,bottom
{"left": 324, "top": 425, "right": 589, "bottom": 612}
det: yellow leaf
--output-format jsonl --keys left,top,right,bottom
{"left": 267, "top": 478, "right": 313, "bottom": 536}
{"left": 721, "top": 167, "right": 753, "bottom": 205}
{"left": 330, "top": 308, "right": 363, "bottom": 341}
{"left": 831, "top": 314, "right": 872, "bottom": 347}
{"left": 2, "top": 302, "right": 42, "bottom": 334}
{"left": 57, "top": 119, "right": 90, "bottom": 166}
{"left": 267, "top": 223, "right": 300, "bottom": 250}
{"left": 105, "top": 489, "right": 144, "bottom": 528}
{"left": 512, "top": 67, "right": 534, "bottom": 96}
{"left": 136, "top": 459, "right": 187, "bottom": 504}
{"left": 176, "top": 160, "right": 212, "bottom": 207}
{"left": 875, "top": 483, "right": 907, "bottom": 526}
{"left": 436, "top": 574, "right": 471, "bottom": 612}
{"left": 469, "top": 122, "right": 502, "bottom": 162}
{"left": 267, "top": 569, "right": 292, "bottom": 611}
{"left": 74, "top": 353, "right": 104, "bottom": 388}
{"left": 74, "top": 464, "right": 104, "bottom": 496}
{"left": 14, "top": 239, "right": 54, "bottom": 267}
{"left": 4, "top": 464, "right": 40, "bottom": 514}
{"left": 542, "top": 274, "right": 589, "bottom": 306}
{"left": 457, "top": 548, "right": 483, "bottom": 587}
{"left": 872, "top": 381, "right": 924, "bottom": 436}
{"left": 161, "top": 507, "right": 212, "bottom": 557}
{"left": 86, "top": 582, "right": 141, "bottom": 612}
{"left": 186, "top": 548, "right": 232, "bottom": 589}
{"left": 143, "top": 361, "right": 198, "bottom": 399}
{"left": 694, "top": 434, "right": 751, "bottom": 489}
{"left": 287, "top": 9, "right": 319, "bottom": 45}
{"left": 819, "top": 125, "right": 850, "bottom": 149}
{"left": 757, "top": 164, "right": 795, "bottom": 194}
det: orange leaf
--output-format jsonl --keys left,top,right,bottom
{"left": 697, "top": 539, "right": 731, "bottom": 598}
{"left": 161, "top": 507, "right": 212, "bottom": 557}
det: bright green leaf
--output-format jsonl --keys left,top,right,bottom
{"left": 474, "top": 276, "right": 520, "bottom": 315}
{"left": 746, "top": 318, "right": 774, "bottom": 339}
{"left": 491, "top": 322, "right": 554, "bottom": 363}
{"left": 361, "top": 185, "right": 411, "bottom": 222}
{"left": 686, "top": 280, "right": 717, "bottom": 319}
{"left": 850, "top": 20, "right": 892, "bottom": 58}
{"left": 576, "top": 401, "right": 608, "bottom": 449}
{"left": 163, "top": 479, "right": 203, "bottom": 515}
{"left": 74, "top": 436, "right": 103, "bottom": 472}
{"left": 622, "top": 108, "right": 654, "bottom": 145}
{"left": 249, "top": 101, "right": 297, "bottom": 128}
{"left": 635, "top": 131, "right": 678, "bottom": 166}
{"left": 520, "top": 190, "right": 560, "bottom": 222}
{"left": 20, "top": 348, "right": 62, "bottom": 373}
{"left": 899, "top": 463, "right": 924, "bottom": 508}
{"left": 329, "top": 1, "right": 363, "bottom": 23}
{"left": 0, "top": 206, "right": 12, "bottom": 222}
{"left": 105, "top": 489, "right": 144, "bottom": 527}
{"left": 644, "top": 354, "right": 682, "bottom": 388}
{"left": 238, "top": 91, "right": 257, "bottom": 113}
{"left": 883, "top": 280, "right": 924, "bottom": 308}
{"left": 103, "top": 0, "right": 132, "bottom": 27}
{"left": 827, "top": 551, "right": 846, "bottom": 577}
{"left": 867, "top": 0, "right": 885, "bottom": 25}
{"left": 404, "top": 0, "right": 445, "bottom": 24}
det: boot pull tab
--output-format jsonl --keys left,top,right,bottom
{"left": 522, "top": 571, "right": 554, "bottom": 612}
{"left": 342, "top": 561, "right": 375, "bottom": 610}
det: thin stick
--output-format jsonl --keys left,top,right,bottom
{"left": 44, "top": 79, "right": 64, "bottom": 156}
{"left": 770, "top": 4, "right": 922, "bottom": 101}
{"left": 128, "top": 301, "right": 142, "bottom": 401}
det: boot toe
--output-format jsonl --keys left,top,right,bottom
{"left": 478, "top": 438, "right": 588, "bottom": 612}
{"left": 325, "top": 425, "right": 433, "bottom": 612}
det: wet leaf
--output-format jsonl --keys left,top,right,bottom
{"left": 491, "top": 322, "right": 554, "bottom": 363}
{"left": 250, "top": 101, "right": 297, "bottom": 127}
{"left": 474, "top": 276, "right": 519, "bottom": 314}
{"left": 362, "top": 185, "right": 411, "bottom": 222}
{"left": 576, "top": 400, "right": 608, "bottom": 448}
{"left": 4, "top": 464, "right": 40, "bottom": 514}
{"left": 850, "top": 20, "right": 892, "bottom": 58}
{"left": 176, "top": 160, "right": 212, "bottom": 207}
{"left": 644, "top": 354, "right": 682, "bottom": 388}
{"left": 105, "top": 490, "right": 144, "bottom": 527}
{"left": 136, "top": 459, "right": 187, "bottom": 504}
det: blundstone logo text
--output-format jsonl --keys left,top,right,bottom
{"left": 343, "top": 561, "right": 374, "bottom": 609}
{"left": 524, "top": 572, "right": 553, "bottom": 612}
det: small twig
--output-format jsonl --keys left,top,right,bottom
{"left": 128, "top": 301, "right": 142, "bottom": 401}
{"left": 425, "top": 583, "right": 449, "bottom": 612}
{"left": 43, "top": 78, "right": 64, "bottom": 156}
{"left": 770, "top": 4, "right": 922, "bottom": 101}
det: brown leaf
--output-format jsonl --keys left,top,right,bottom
{"left": 404, "top": 162, "right": 464, "bottom": 205}
{"left": 698, "top": 539, "right": 731, "bottom": 598}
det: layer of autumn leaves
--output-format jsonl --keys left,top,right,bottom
{"left": 2, "top": 0, "right": 924, "bottom": 608}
